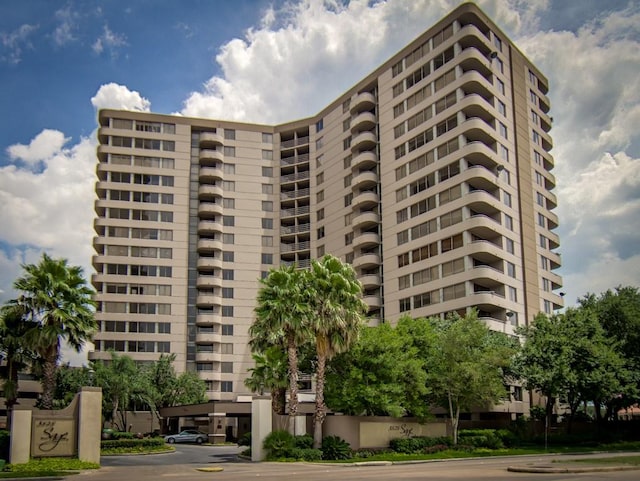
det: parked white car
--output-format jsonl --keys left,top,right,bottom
{"left": 164, "top": 430, "right": 208, "bottom": 444}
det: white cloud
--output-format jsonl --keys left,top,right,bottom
{"left": 6, "top": 129, "right": 70, "bottom": 166}
{"left": 53, "top": 5, "right": 79, "bottom": 46}
{"left": 0, "top": 23, "right": 38, "bottom": 64}
{"left": 92, "top": 24, "right": 127, "bottom": 57}
{"left": 91, "top": 83, "right": 151, "bottom": 111}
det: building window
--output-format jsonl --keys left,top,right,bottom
{"left": 399, "top": 297, "right": 411, "bottom": 312}
{"left": 344, "top": 193, "right": 353, "bottom": 207}
{"left": 316, "top": 118, "right": 324, "bottom": 132}
{"left": 497, "top": 78, "right": 505, "bottom": 95}
{"left": 223, "top": 251, "right": 234, "bottom": 262}
{"left": 223, "top": 146, "right": 236, "bottom": 156}
{"left": 221, "top": 381, "right": 233, "bottom": 392}
{"left": 317, "top": 190, "right": 324, "bottom": 203}
{"left": 344, "top": 212, "right": 353, "bottom": 226}
{"left": 262, "top": 150, "right": 273, "bottom": 160}
{"left": 224, "top": 129, "right": 235, "bottom": 140}
{"left": 317, "top": 227, "right": 325, "bottom": 239}
{"left": 223, "top": 233, "right": 235, "bottom": 244}
{"left": 497, "top": 100, "right": 506, "bottom": 117}
{"left": 504, "top": 191, "right": 512, "bottom": 208}
{"left": 262, "top": 183, "right": 273, "bottom": 194}
{"left": 316, "top": 172, "right": 324, "bottom": 185}
{"left": 345, "top": 232, "right": 353, "bottom": 246}
{"left": 262, "top": 218, "right": 273, "bottom": 229}
{"left": 262, "top": 133, "right": 273, "bottom": 143}
{"left": 316, "top": 137, "right": 323, "bottom": 150}
{"left": 262, "top": 201, "right": 273, "bottom": 212}
{"left": 223, "top": 215, "right": 235, "bottom": 227}
{"left": 222, "top": 306, "right": 234, "bottom": 317}
{"left": 505, "top": 238, "right": 515, "bottom": 254}
{"left": 222, "top": 269, "right": 234, "bottom": 280}
{"left": 261, "top": 253, "right": 273, "bottom": 264}
{"left": 221, "top": 362, "right": 233, "bottom": 374}
{"left": 223, "top": 180, "right": 235, "bottom": 191}
{"left": 223, "top": 163, "right": 235, "bottom": 174}
{"left": 317, "top": 245, "right": 325, "bottom": 257}
{"left": 507, "top": 262, "right": 516, "bottom": 278}
{"left": 223, "top": 198, "right": 235, "bottom": 208}
{"left": 504, "top": 214, "right": 513, "bottom": 231}
{"left": 262, "top": 236, "right": 273, "bottom": 247}
{"left": 222, "top": 287, "right": 234, "bottom": 298}
{"left": 222, "top": 324, "right": 234, "bottom": 335}
{"left": 317, "top": 208, "right": 324, "bottom": 221}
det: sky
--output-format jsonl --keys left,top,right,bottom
{"left": 1, "top": 0, "right": 639, "bottom": 364}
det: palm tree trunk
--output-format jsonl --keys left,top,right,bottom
{"left": 39, "top": 343, "right": 59, "bottom": 410}
{"left": 313, "top": 351, "right": 327, "bottom": 449}
{"left": 287, "top": 336, "right": 299, "bottom": 435}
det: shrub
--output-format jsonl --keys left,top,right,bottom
{"left": 390, "top": 436, "right": 452, "bottom": 453}
{"left": 101, "top": 438, "right": 165, "bottom": 449}
{"left": 424, "top": 444, "right": 450, "bottom": 454}
{"left": 294, "top": 434, "right": 314, "bottom": 449}
{"left": 111, "top": 431, "right": 135, "bottom": 440}
{"left": 353, "top": 449, "right": 375, "bottom": 458}
{"left": 238, "top": 432, "right": 251, "bottom": 446}
{"left": 321, "top": 435, "right": 352, "bottom": 460}
{"left": 0, "top": 430, "right": 9, "bottom": 461}
{"left": 263, "top": 430, "right": 295, "bottom": 459}
{"left": 458, "top": 429, "right": 504, "bottom": 449}
{"left": 289, "top": 448, "right": 323, "bottom": 461}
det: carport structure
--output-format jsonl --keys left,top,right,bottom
{"left": 159, "top": 401, "right": 252, "bottom": 443}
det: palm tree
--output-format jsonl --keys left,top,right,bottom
{"left": 251, "top": 264, "right": 312, "bottom": 434}
{"left": 308, "top": 255, "right": 367, "bottom": 448}
{"left": 0, "top": 304, "right": 38, "bottom": 428}
{"left": 10, "top": 253, "right": 96, "bottom": 409}
{"left": 244, "top": 346, "right": 289, "bottom": 415}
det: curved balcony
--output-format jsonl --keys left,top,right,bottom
{"left": 352, "top": 211, "right": 379, "bottom": 229}
{"left": 199, "top": 166, "right": 224, "bottom": 183}
{"left": 350, "top": 131, "right": 377, "bottom": 153}
{"left": 352, "top": 191, "right": 379, "bottom": 209}
{"left": 350, "top": 111, "right": 377, "bottom": 134}
{"left": 196, "top": 313, "right": 222, "bottom": 326}
{"left": 196, "top": 332, "right": 222, "bottom": 344}
{"left": 458, "top": 140, "right": 498, "bottom": 171}
{"left": 359, "top": 274, "right": 381, "bottom": 289}
{"left": 351, "top": 150, "right": 377, "bottom": 171}
{"left": 199, "top": 149, "right": 224, "bottom": 164}
{"left": 199, "top": 132, "right": 224, "bottom": 148}
{"left": 352, "top": 253, "right": 380, "bottom": 269}
{"left": 350, "top": 92, "right": 376, "bottom": 114}
{"left": 468, "top": 239, "right": 504, "bottom": 264}
{"left": 197, "top": 257, "right": 223, "bottom": 270}
{"left": 353, "top": 232, "right": 380, "bottom": 249}
{"left": 471, "top": 265, "right": 508, "bottom": 287}
{"left": 351, "top": 170, "right": 378, "bottom": 191}
{"left": 198, "top": 220, "right": 223, "bottom": 235}
{"left": 196, "top": 294, "right": 222, "bottom": 308}
{"left": 456, "top": 23, "right": 494, "bottom": 56}
{"left": 462, "top": 165, "right": 500, "bottom": 193}
{"left": 195, "top": 351, "right": 222, "bottom": 363}
{"left": 196, "top": 275, "right": 222, "bottom": 289}
{"left": 466, "top": 213, "right": 505, "bottom": 239}
{"left": 461, "top": 117, "right": 497, "bottom": 147}
{"left": 198, "top": 184, "right": 223, "bottom": 199}
{"left": 363, "top": 295, "right": 382, "bottom": 310}
{"left": 466, "top": 191, "right": 503, "bottom": 216}
{"left": 470, "top": 290, "right": 508, "bottom": 312}
{"left": 198, "top": 201, "right": 223, "bottom": 218}
{"left": 197, "top": 238, "right": 223, "bottom": 253}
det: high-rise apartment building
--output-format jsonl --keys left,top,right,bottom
{"left": 90, "top": 3, "right": 562, "bottom": 415}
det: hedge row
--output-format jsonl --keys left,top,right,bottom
{"left": 101, "top": 438, "right": 165, "bottom": 449}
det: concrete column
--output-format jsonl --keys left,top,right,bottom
{"left": 77, "top": 387, "right": 102, "bottom": 464}
{"left": 294, "top": 415, "right": 306, "bottom": 436}
{"left": 251, "top": 397, "right": 272, "bottom": 462}
{"left": 9, "top": 410, "right": 32, "bottom": 465}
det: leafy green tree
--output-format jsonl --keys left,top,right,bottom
{"left": 53, "top": 363, "right": 93, "bottom": 407}
{"left": 10, "top": 253, "right": 96, "bottom": 409}
{"left": 0, "top": 304, "right": 38, "bottom": 427}
{"left": 92, "top": 352, "right": 153, "bottom": 430}
{"left": 326, "top": 322, "right": 429, "bottom": 417}
{"left": 425, "top": 311, "right": 512, "bottom": 445}
{"left": 244, "top": 347, "right": 289, "bottom": 415}
{"left": 307, "top": 255, "right": 367, "bottom": 448}
{"left": 144, "top": 354, "right": 206, "bottom": 421}
{"left": 251, "top": 264, "right": 312, "bottom": 434}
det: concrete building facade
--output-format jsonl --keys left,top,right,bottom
{"left": 89, "top": 3, "right": 562, "bottom": 416}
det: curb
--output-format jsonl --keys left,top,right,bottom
{"left": 508, "top": 464, "right": 640, "bottom": 474}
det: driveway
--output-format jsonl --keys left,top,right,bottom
{"left": 100, "top": 443, "right": 244, "bottom": 467}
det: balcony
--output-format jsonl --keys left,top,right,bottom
{"left": 197, "top": 238, "right": 223, "bottom": 253}
{"left": 281, "top": 205, "right": 310, "bottom": 218}
{"left": 350, "top": 111, "right": 376, "bottom": 134}
{"left": 359, "top": 273, "right": 381, "bottom": 289}
{"left": 350, "top": 92, "right": 376, "bottom": 114}
{"left": 351, "top": 170, "right": 378, "bottom": 191}
{"left": 199, "top": 166, "right": 224, "bottom": 183}
{"left": 353, "top": 232, "right": 380, "bottom": 249}
{"left": 200, "top": 132, "right": 224, "bottom": 147}
{"left": 198, "top": 201, "right": 223, "bottom": 218}
{"left": 196, "top": 275, "right": 222, "bottom": 289}
{"left": 280, "top": 223, "right": 311, "bottom": 235}
{"left": 280, "top": 153, "right": 310, "bottom": 166}
{"left": 199, "top": 149, "right": 224, "bottom": 164}
{"left": 352, "top": 191, "right": 378, "bottom": 209}
{"left": 195, "top": 352, "right": 222, "bottom": 363}
{"left": 351, "top": 150, "right": 377, "bottom": 171}
{"left": 280, "top": 188, "right": 310, "bottom": 200}
{"left": 196, "top": 294, "right": 222, "bottom": 307}
{"left": 198, "top": 184, "right": 223, "bottom": 200}
{"left": 281, "top": 241, "right": 310, "bottom": 253}
{"left": 196, "top": 332, "right": 222, "bottom": 344}
{"left": 352, "top": 211, "right": 379, "bottom": 229}
{"left": 197, "top": 257, "right": 222, "bottom": 270}
{"left": 363, "top": 295, "right": 382, "bottom": 310}
{"left": 350, "top": 131, "right": 377, "bottom": 152}
{"left": 198, "top": 220, "right": 223, "bottom": 234}
{"left": 352, "top": 253, "right": 380, "bottom": 269}
{"left": 196, "top": 312, "right": 222, "bottom": 326}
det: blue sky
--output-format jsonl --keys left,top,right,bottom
{"left": 1, "top": 0, "right": 639, "bottom": 362}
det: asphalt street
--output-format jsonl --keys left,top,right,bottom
{"left": 87, "top": 446, "right": 640, "bottom": 481}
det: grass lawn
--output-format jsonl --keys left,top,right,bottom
{"left": 0, "top": 458, "right": 99, "bottom": 478}
{"left": 566, "top": 455, "right": 640, "bottom": 466}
